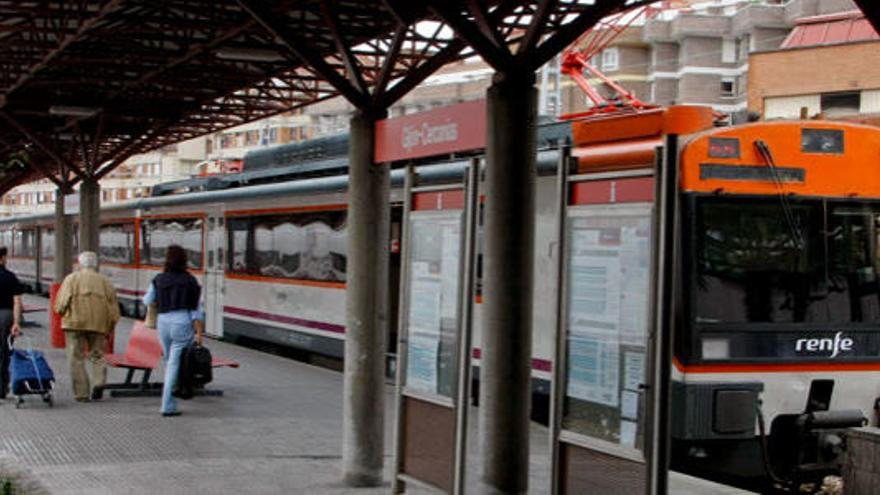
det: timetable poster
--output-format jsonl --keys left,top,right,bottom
{"left": 406, "top": 261, "right": 442, "bottom": 395}
{"left": 404, "top": 214, "right": 462, "bottom": 397}
{"left": 563, "top": 211, "right": 653, "bottom": 449}
{"left": 566, "top": 227, "right": 622, "bottom": 407}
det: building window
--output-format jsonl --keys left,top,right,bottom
{"left": 601, "top": 48, "right": 619, "bottom": 72}
{"left": 721, "top": 78, "right": 736, "bottom": 98}
{"left": 821, "top": 91, "right": 861, "bottom": 118}
{"left": 722, "top": 39, "right": 736, "bottom": 63}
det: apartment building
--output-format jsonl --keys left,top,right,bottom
{"left": 205, "top": 111, "right": 313, "bottom": 164}
{"left": 0, "top": 137, "right": 207, "bottom": 217}
{"left": 748, "top": 9, "right": 880, "bottom": 123}
{"left": 561, "top": 0, "right": 858, "bottom": 121}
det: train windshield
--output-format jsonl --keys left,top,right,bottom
{"left": 693, "top": 197, "right": 880, "bottom": 324}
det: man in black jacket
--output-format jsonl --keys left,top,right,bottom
{"left": 0, "top": 246, "right": 23, "bottom": 399}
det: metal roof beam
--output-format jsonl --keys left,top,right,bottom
{"left": 238, "top": 0, "right": 370, "bottom": 109}
{"left": 427, "top": 1, "right": 514, "bottom": 73}
{"left": 377, "top": 38, "right": 468, "bottom": 109}
{"left": 319, "top": 0, "right": 369, "bottom": 96}
{"left": 1, "top": 0, "right": 125, "bottom": 103}
{"left": 372, "top": 24, "right": 407, "bottom": 104}
{"left": 516, "top": 0, "right": 557, "bottom": 57}
{"left": 0, "top": 110, "right": 84, "bottom": 186}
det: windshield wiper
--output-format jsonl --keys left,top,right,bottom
{"left": 755, "top": 139, "right": 805, "bottom": 250}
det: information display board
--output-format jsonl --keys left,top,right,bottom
{"left": 404, "top": 213, "right": 462, "bottom": 398}
{"left": 550, "top": 154, "right": 664, "bottom": 494}
{"left": 563, "top": 206, "right": 652, "bottom": 450}
{"left": 394, "top": 162, "right": 479, "bottom": 495}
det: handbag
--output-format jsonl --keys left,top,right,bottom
{"left": 175, "top": 343, "right": 213, "bottom": 399}
{"left": 144, "top": 303, "right": 158, "bottom": 329}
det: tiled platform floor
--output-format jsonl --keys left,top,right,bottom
{"left": 0, "top": 295, "right": 750, "bottom": 494}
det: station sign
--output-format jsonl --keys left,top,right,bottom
{"left": 374, "top": 99, "right": 486, "bottom": 163}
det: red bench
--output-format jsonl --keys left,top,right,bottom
{"left": 104, "top": 321, "right": 239, "bottom": 397}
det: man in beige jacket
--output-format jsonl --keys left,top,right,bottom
{"left": 54, "top": 252, "right": 120, "bottom": 402}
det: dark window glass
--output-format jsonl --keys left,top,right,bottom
{"left": 695, "top": 198, "right": 826, "bottom": 324}
{"left": 99, "top": 223, "right": 135, "bottom": 264}
{"left": 41, "top": 228, "right": 55, "bottom": 259}
{"left": 826, "top": 203, "right": 880, "bottom": 322}
{"left": 227, "top": 210, "right": 347, "bottom": 282}
{"left": 141, "top": 218, "right": 203, "bottom": 269}
{"left": 13, "top": 229, "right": 36, "bottom": 258}
{"left": 802, "top": 128, "right": 844, "bottom": 153}
{"left": 694, "top": 198, "right": 880, "bottom": 325}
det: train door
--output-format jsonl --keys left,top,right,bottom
{"left": 204, "top": 212, "right": 225, "bottom": 338}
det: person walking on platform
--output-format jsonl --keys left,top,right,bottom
{"left": 55, "top": 251, "right": 120, "bottom": 402}
{"left": 0, "top": 247, "right": 23, "bottom": 399}
{"left": 142, "top": 245, "right": 204, "bottom": 417}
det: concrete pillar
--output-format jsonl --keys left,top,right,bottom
{"left": 342, "top": 110, "right": 390, "bottom": 487}
{"left": 479, "top": 72, "right": 537, "bottom": 493}
{"left": 53, "top": 188, "right": 73, "bottom": 281}
{"left": 78, "top": 176, "right": 100, "bottom": 254}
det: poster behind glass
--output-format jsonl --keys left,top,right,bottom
{"left": 563, "top": 207, "right": 652, "bottom": 451}
{"left": 404, "top": 212, "right": 462, "bottom": 399}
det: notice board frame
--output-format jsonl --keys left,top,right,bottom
{"left": 550, "top": 142, "right": 676, "bottom": 494}
{"left": 392, "top": 159, "right": 480, "bottom": 494}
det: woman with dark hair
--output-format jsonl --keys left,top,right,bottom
{"left": 142, "top": 244, "right": 204, "bottom": 417}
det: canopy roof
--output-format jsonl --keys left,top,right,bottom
{"left": 0, "top": 0, "right": 876, "bottom": 196}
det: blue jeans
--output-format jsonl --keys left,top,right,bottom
{"left": 158, "top": 320, "right": 194, "bottom": 413}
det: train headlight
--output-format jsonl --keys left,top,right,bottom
{"left": 702, "top": 337, "right": 730, "bottom": 359}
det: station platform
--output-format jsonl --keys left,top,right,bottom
{"left": 0, "top": 295, "right": 752, "bottom": 494}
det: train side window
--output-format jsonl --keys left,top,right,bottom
{"left": 41, "top": 228, "right": 55, "bottom": 260}
{"left": 141, "top": 217, "right": 204, "bottom": 270}
{"left": 0, "top": 229, "right": 13, "bottom": 253}
{"left": 226, "top": 210, "right": 347, "bottom": 283}
{"left": 99, "top": 223, "right": 135, "bottom": 265}
{"left": 13, "top": 228, "right": 36, "bottom": 258}
{"left": 227, "top": 217, "right": 252, "bottom": 273}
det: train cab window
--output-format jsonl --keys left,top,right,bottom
{"left": 13, "top": 228, "right": 36, "bottom": 258}
{"left": 695, "top": 199, "right": 825, "bottom": 324}
{"left": 227, "top": 210, "right": 347, "bottom": 283}
{"left": 41, "top": 228, "right": 55, "bottom": 260}
{"left": 99, "top": 223, "right": 135, "bottom": 265}
{"left": 693, "top": 198, "right": 880, "bottom": 327}
{"left": 141, "top": 217, "right": 203, "bottom": 270}
{"left": 826, "top": 203, "right": 880, "bottom": 322}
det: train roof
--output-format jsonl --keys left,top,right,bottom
{"left": 150, "top": 118, "right": 571, "bottom": 198}
{"left": 0, "top": 150, "right": 563, "bottom": 226}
